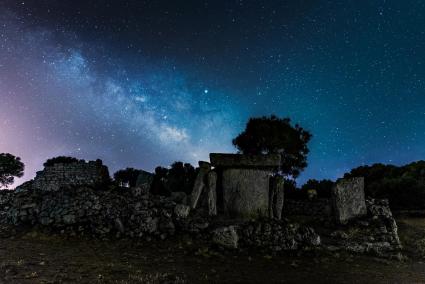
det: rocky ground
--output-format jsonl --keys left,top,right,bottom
{"left": 1, "top": 217, "right": 425, "bottom": 283}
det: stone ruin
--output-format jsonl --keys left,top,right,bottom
{"left": 0, "top": 155, "right": 403, "bottom": 258}
{"left": 190, "top": 153, "right": 284, "bottom": 220}
{"left": 17, "top": 159, "right": 110, "bottom": 192}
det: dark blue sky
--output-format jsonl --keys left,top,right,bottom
{"left": 0, "top": 0, "right": 424, "bottom": 185}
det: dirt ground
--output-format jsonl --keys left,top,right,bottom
{"left": 1, "top": 218, "right": 425, "bottom": 283}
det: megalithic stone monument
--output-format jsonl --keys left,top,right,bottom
{"left": 210, "top": 153, "right": 282, "bottom": 219}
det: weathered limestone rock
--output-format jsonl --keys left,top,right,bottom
{"left": 212, "top": 226, "right": 239, "bottom": 249}
{"left": 269, "top": 175, "right": 284, "bottom": 220}
{"left": 222, "top": 168, "right": 271, "bottom": 218}
{"left": 174, "top": 204, "right": 191, "bottom": 218}
{"left": 332, "top": 177, "right": 367, "bottom": 224}
{"left": 206, "top": 171, "right": 217, "bottom": 216}
{"left": 189, "top": 161, "right": 211, "bottom": 209}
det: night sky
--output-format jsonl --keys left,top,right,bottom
{"left": 1, "top": 1, "right": 424, "bottom": 186}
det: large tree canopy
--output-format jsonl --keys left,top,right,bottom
{"left": 0, "top": 153, "right": 24, "bottom": 189}
{"left": 232, "top": 115, "right": 312, "bottom": 178}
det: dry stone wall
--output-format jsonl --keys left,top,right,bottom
{"left": 4, "top": 186, "right": 186, "bottom": 239}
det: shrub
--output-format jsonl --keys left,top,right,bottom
{"left": 43, "top": 156, "right": 82, "bottom": 167}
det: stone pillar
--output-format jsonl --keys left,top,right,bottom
{"left": 206, "top": 171, "right": 217, "bottom": 216}
{"left": 331, "top": 177, "right": 367, "bottom": 224}
{"left": 189, "top": 161, "right": 211, "bottom": 209}
{"left": 269, "top": 175, "right": 284, "bottom": 220}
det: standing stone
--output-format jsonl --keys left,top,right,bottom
{"left": 269, "top": 175, "right": 284, "bottom": 220}
{"left": 115, "top": 218, "right": 125, "bottom": 233}
{"left": 332, "top": 177, "right": 367, "bottom": 224}
{"left": 189, "top": 161, "right": 211, "bottom": 209}
{"left": 206, "top": 171, "right": 217, "bottom": 216}
{"left": 212, "top": 226, "right": 239, "bottom": 249}
{"left": 221, "top": 168, "right": 271, "bottom": 219}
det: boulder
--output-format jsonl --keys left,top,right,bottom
{"left": 212, "top": 226, "right": 239, "bottom": 249}
{"left": 174, "top": 204, "right": 191, "bottom": 218}
{"left": 332, "top": 177, "right": 367, "bottom": 224}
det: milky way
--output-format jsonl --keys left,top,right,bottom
{"left": 1, "top": 1, "right": 425, "bottom": 186}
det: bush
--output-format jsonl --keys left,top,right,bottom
{"left": 113, "top": 167, "right": 149, "bottom": 187}
{"left": 150, "top": 162, "right": 197, "bottom": 196}
{"left": 301, "top": 179, "right": 334, "bottom": 198}
{"left": 43, "top": 156, "right": 83, "bottom": 167}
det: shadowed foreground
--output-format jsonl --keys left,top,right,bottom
{"left": 1, "top": 218, "right": 425, "bottom": 284}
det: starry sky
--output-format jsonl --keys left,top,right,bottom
{"left": 1, "top": 0, "right": 424, "bottom": 186}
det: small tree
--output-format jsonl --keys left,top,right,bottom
{"left": 233, "top": 115, "right": 312, "bottom": 178}
{"left": 0, "top": 153, "right": 24, "bottom": 189}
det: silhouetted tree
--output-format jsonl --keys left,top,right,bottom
{"left": 150, "top": 166, "right": 170, "bottom": 196}
{"left": 0, "top": 153, "right": 24, "bottom": 189}
{"left": 301, "top": 179, "right": 334, "bottom": 198}
{"left": 150, "top": 162, "right": 197, "bottom": 196}
{"left": 233, "top": 115, "right": 312, "bottom": 178}
{"left": 283, "top": 179, "right": 303, "bottom": 199}
{"left": 44, "top": 156, "right": 81, "bottom": 167}
{"left": 114, "top": 167, "right": 143, "bottom": 187}
{"left": 344, "top": 162, "right": 425, "bottom": 210}
{"left": 167, "top": 162, "right": 197, "bottom": 194}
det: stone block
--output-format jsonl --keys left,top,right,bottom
{"left": 206, "top": 171, "right": 217, "bottom": 216}
{"left": 269, "top": 175, "right": 284, "bottom": 220}
{"left": 210, "top": 153, "right": 281, "bottom": 168}
{"left": 332, "top": 177, "right": 367, "bottom": 224}
{"left": 189, "top": 161, "right": 211, "bottom": 209}
{"left": 221, "top": 168, "right": 271, "bottom": 219}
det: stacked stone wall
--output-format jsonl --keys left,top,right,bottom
{"left": 19, "top": 160, "right": 110, "bottom": 192}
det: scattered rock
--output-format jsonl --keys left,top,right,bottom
{"left": 212, "top": 226, "right": 239, "bottom": 249}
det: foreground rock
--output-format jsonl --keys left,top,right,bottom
{"left": 212, "top": 226, "right": 239, "bottom": 249}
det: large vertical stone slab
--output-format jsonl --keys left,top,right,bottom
{"left": 189, "top": 161, "right": 211, "bottom": 209}
{"left": 269, "top": 175, "right": 284, "bottom": 220}
{"left": 221, "top": 168, "right": 272, "bottom": 219}
{"left": 332, "top": 177, "right": 366, "bottom": 224}
{"left": 206, "top": 171, "right": 217, "bottom": 216}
